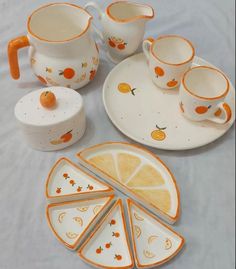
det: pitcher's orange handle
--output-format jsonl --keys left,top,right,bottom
{"left": 8, "top": 36, "right": 30, "bottom": 79}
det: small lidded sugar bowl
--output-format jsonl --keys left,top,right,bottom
{"left": 14, "top": 87, "right": 86, "bottom": 151}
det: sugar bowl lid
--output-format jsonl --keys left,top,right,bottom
{"left": 15, "top": 87, "right": 83, "bottom": 127}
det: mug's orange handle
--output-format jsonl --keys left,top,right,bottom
{"left": 8, "top": 36, "right": 30, "bottom": 79}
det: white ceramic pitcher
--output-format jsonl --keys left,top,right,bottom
{"left": 8, "top": 3, "right": 99, "bottom": 90}
{"left": 85, "top": 1, "right": 154, "bottom": 63}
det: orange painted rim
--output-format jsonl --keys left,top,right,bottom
{"left": 106, "top": 1, "right": 154, "bottom": 23}
{"left": 46, "top": 194, "right": 115, "bottom": 250}
{"left": 127, "top": 199, "right": 185, "bottom": 268}
{"left": 78, "top": 199, "right": 135, "bottom": 269}
{"left": 182, "top": 66, "right": 230, "bottom": 101}
{"left": 150, "top": 35, "right": 195, "bottom": 66}
{"left": 76, "top": 142, "right": 181, "bottom": 223}
{"left": 45, "top": 157, "right": 113, "bottom": 200}
{"left": 27, "top": 3, "right": 92, "bottom": 43}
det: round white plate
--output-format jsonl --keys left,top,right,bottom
{"left": 103, "top": 53, "right": 235, "bottom": 150}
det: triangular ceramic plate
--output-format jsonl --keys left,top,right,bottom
{"left": 45, "top": 157, "right": 113, "bottom": 203}
{"left": 78, "top": 199, "right": 134, "bottom": 269}
{"left": 77, "top": 142, "right": 180, "bottom": 224}
{"left": 46, "top": 195, "right": 115, "bottom": 250}
{"left": 127, "top": 199, "right": 185, "bottom": 268}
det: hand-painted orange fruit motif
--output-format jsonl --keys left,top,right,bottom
{"left": 117, "top": 43, "right": 127, "bottom": 50}
{"left": 151, "top": 125, "right": 167, "bottom": 141}
{"left": 118, "top": 83, "right": 136, "bottom": 96}
{"left": 77, "top": 186, "right": 82, "bottom": 192}
{"left": 105, "top": 242, "right": 112, "bottom": 249}
{"left": 108, "top": 38, "right": 116, "bottom": 48}
{"left": 66, "top": 232, "right": 78, "bottom": 239}
{"left": 40, "top": 91, "right": 56, "bottom": 108}
{"left": 61, "top": 130, "right": 73, "bottom": 142}
{"left": 112, "top": 232, "right": 120, "bottom": 238}
{"left": 143, "top": 250, "right": 156, "bottom": 258}
{"left": 155, "top": 66, "right": 165, "bottom": 77}
{"left": 87, "top": 184, "right": 94, "bottom": 191}
{"left": 96, "top": 246, "right": 103, "bottom": 254}
{"left": 46, "top": 67, "right": 53, "bottom": 73}
{"left": 69, "top": 179, "right": 76, "bottom": 186}
{"left": 37, "top": 75, "right": 47, "bottom": 85}
{"left": 180, "top": 102, "right": 185, "bottom": 113}
{"left": 58, "top": 212, "right": 66, "bottom": 223}
{"left": 56, "top": 188, "right": 61, "bottom": 194}
{"left": 114, "top": 254, "right": 122, "bottom": 261}
{"left": 63, "top": 173, "right": 69, "bottom": 179}
{"left": 165, "top": 238, "right": 172, "bottom": 250}
{"left": 108, "top": 37, "right": 127, "bottom": 50}
{"left": 214, "top": 108, "right": 222, "bottom": 117}
{"left": 50, "top": 130, "right": 73, "bottom": 145}
{"left": 167, "top": 79, "right": 178, "bottom": 88}
{"left": 59, "top": 68, "right": 75, "bottom": 79}
{"left": 90, "top": 69, "right": 97, "bottom": 81}
{"left": 133, "top": 212, "right": 144, "bottom": 221}
{"left": 195, "top": 105, "right": 211, "bottom": 114}
{"left": 109, "top": 219, "right": 116, "bottom": 226}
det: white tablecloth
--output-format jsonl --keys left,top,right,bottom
{"left": 0, "top": 0, "right": 235, "bottom": 268}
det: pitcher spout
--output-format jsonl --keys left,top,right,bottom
{"left": 106, "top": 1, "right": 154, "bottom": 23}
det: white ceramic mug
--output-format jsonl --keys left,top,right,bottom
{"left": 143, "top": 35, "right": 195, "bottom": 89}
{"left": 85, "top": 1, "right": 154, "bottom": 63}
{"left": 179, "top": 66, "right": 232, "bottom": 124}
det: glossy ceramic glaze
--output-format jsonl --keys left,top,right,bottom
{"left": 14, "top": 87, "right": 86, "bottom": 151}
{"left": 179, "top": 66, "right": 232, "bottom": 124}
{"left": 76, "top": 142, "right": 180, "bottom": 224}
{"left": 102, "top": 53, "right": 235, "bottom": 150}
{"left": 8, "top": 3, "right": 99, "bottom": 89}
{"left": 127, "top": 199, "right": 185, "bottom": 268}
{"left": 78, "top": 199, "right": 134, "bottom": 269}
{"left": 46, "top": 195, "right": 115, "bottom": 250}
{"left": 45, "top": 157, "right": 113, "bottom": 203}
{"left": 85, "top": 1, "right": 154, "bottom": 63}
{"left": 143, "top": 35, "right": 195, "bottom": 89}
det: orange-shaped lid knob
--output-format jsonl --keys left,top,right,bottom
{"left": 40, "top": 91, "right": 56, "bottom": 108}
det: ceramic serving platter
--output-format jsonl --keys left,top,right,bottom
{"left": 77, "top": 142, "right": 180, "bottom": 224}
{"left": 78, "top": 199, "right": 134, "bottom": 269}
{"left": 45, "top": 157, "right": 113, "bottom": 203}
{"left": 127, "top": 199, "right": 184, "bottom": 268}
{"left": 103, "top": 53, "right": 235, "bottom": 150}
{"left": 46, "top": 195, "right": 115, "bottom": 250}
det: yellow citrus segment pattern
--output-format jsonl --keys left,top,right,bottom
{"left": 127, "top": 164, "right": 165, "bottom": 188}
{"left": 117, "top": 153, "right": 141, "bottom": 183}
{"left": 88, "top": 154, "right": 119, "bottom": 181}
{"left": 132, "top": 189, "right": 171, "bottom": 214}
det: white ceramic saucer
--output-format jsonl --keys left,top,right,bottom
{"left": 103, "top": 53, "right": 235, "bottom": 150}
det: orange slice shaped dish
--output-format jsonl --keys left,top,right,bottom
{"left": 76, "top": 142, "right": 180, "bottom": 224}
{"left": 78, "top": 199, "right": 134, "bottom": 269}
{"left": 127, "top": 199, "right": 185, "bottom": 268}
{"left": 45, "top": 157, "right": 114, "bottom": 203}
{"left": 46, "top": 195, "right": 115, "bottom": 250}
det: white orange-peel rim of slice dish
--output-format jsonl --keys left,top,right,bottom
{"left": 45, "top": 157, "right": 114, "bottom": 200}
{"left": 78, "top": 199, "right": 135, "bottom": 269}
{"left": 76, "top": 142, "right": 180, "bottom": 222}
{"left": 46, "top": 194, "right": 115, "bottom": 250}
{"left": 126, "top": 198, "right": 185, "bottom": 268}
